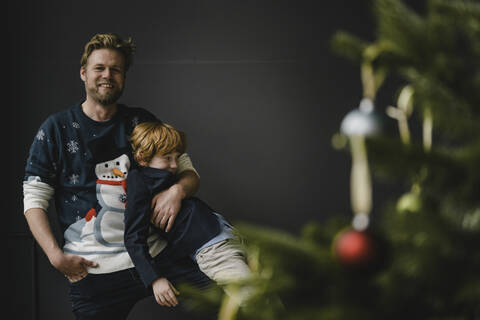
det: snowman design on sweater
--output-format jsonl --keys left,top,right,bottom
{"left": 63, "top": 154, "right": 130, "bottom": 254}
{"left": 63, "top": 154, "right": 165, "bottom": 273}
{"left": 94, "top": 154, "right": 130, "bottom": 247}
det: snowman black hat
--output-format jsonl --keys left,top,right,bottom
{"left": 87, "top": 131, "right": 130, "bottom": 164}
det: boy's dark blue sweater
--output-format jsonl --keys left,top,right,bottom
{"left": 124, "top": 166, "right": 221, "bottom": 287}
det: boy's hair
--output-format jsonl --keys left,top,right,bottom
{"left": 130, "top": 122, "right": 186, "bottom": 164}
{"left": 80, "top": 33, "right": 136, "bottom": 72}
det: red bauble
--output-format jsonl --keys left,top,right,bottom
{"left": 333, "top": 228, "right": 376, "bottom": 267}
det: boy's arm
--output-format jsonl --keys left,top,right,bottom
{"left": 151, "top": 153, "right": 200, "bottom": 232}
{"left": 125, "top": 173, "right": 164, "bottom": 287}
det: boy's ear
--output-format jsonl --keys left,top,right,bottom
{"left": 136, "top": 152, "right": 147, "bottom": 166}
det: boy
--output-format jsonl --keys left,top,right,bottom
{"left": 125, "top": 121, "right": 251, "bottom": 307}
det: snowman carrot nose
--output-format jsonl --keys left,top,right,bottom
{"left": 112, "top": 168, "right": 125, "bottom": 177}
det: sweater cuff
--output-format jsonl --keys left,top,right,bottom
{"left": 176, "top": 153, "right": 200, "bottom": 178}
{"left": 23, "top": 177, "right": 54, "bottom": 213}
{"left": 138, "top": 260, "right": 163, "bottom": 288}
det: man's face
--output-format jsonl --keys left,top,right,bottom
{"left": 80, "top": 48, "right": 126, "bottom": 106}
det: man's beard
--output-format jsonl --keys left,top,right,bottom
{"left": 88, "top": 84, "right": 124, "bottom": 105}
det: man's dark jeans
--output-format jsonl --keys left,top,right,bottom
{"left": 69, "top": 255, "right": 214, "bottom": 320}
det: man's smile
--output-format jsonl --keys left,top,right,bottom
{"left": 98, "top": 83, "right": 114, "bottom": 88}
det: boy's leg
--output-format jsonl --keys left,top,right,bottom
{"left": 194, "top": 239, "right": 253, "bottom": 306}
{"left": 195, "top": 239, "right": 251, "bottom": 284}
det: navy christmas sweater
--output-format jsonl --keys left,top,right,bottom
{"left": 24, "top": 103, "right": 167, "bottom": 274}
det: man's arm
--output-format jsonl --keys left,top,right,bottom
{"left": 23, "top": 119, "right": 97, "bottom": 281}
{"left": 151, "top": 169, "right": 200, "bottom": 232}
{"left": 25, "top": 208, "right": 97, "bottom": 282}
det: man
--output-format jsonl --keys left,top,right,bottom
{"left": 23, "top": 33, "right": 212, "bottom": 319}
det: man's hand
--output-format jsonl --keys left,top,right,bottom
{"left": 151, "top": 184, "right": 185, "bottom": 232}
{"left": 24, "top": 209, "right": 98, "bottom": 283}
{"left": 152, "top": 277, "right": 180, "bottom": 307}
{"left": 50, "top": 251, "right": 98, "bottom": 282}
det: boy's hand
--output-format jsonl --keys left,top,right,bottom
{"left": 151, "top": 184, "right": 184, "bottom": 232}
{"left": 50, "top": 251, "right": 98, "bottom": 282}
{"left": 152, "top": 277, "right": 180, "bottom": 307}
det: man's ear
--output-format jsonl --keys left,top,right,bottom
{"left": 80, "top": 66, "right": 86, "bottom": 82}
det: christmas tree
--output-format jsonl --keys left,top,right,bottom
{"left": 182, "top": 0, "right": 480, "bottom": 318}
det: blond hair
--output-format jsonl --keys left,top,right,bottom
{"left": 80, "top": 33, "right": 136, "bottom": 72}
{"left": 130, "top": 122, "right": 186, "bottom": 164}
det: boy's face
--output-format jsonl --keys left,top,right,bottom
{"left": 147, "top": 151, "right": 181, "bottom": 174}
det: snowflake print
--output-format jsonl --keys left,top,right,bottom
{"left": 67, "top": 140, "right": 80, "bottom": 153}
{"left": 69, "top": 174, "right": 80, "bottom": 185}
{"left": 36, "top": 129, "right": 45, "bottom": 141}
{"left": 119, "top": 193, "right": 127, "bottom": 204}
{"left": 72, "top": 122, "right": 80, "bottom": 129}
{"left": 131, "top": 116, "right": 140, "bottom": 128}
{"left": 75, "top": 215, "right": 81, "bottom": 222}
{"left": 72, "top": 195, "right": 79, "bottom": 202}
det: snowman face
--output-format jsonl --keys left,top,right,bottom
{"left": 95, "top": 154, "right": 130, "bottom": 181}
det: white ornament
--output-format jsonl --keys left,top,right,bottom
{"left": 340, "top": 98, "right": 382, "bottom": 137}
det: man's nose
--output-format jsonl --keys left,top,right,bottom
{"left": 102, "top": 68, "right": 112, "bottom": 78}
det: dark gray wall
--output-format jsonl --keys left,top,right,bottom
{"left": 7, "top": 1, "right": 416, "bottom": 319}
